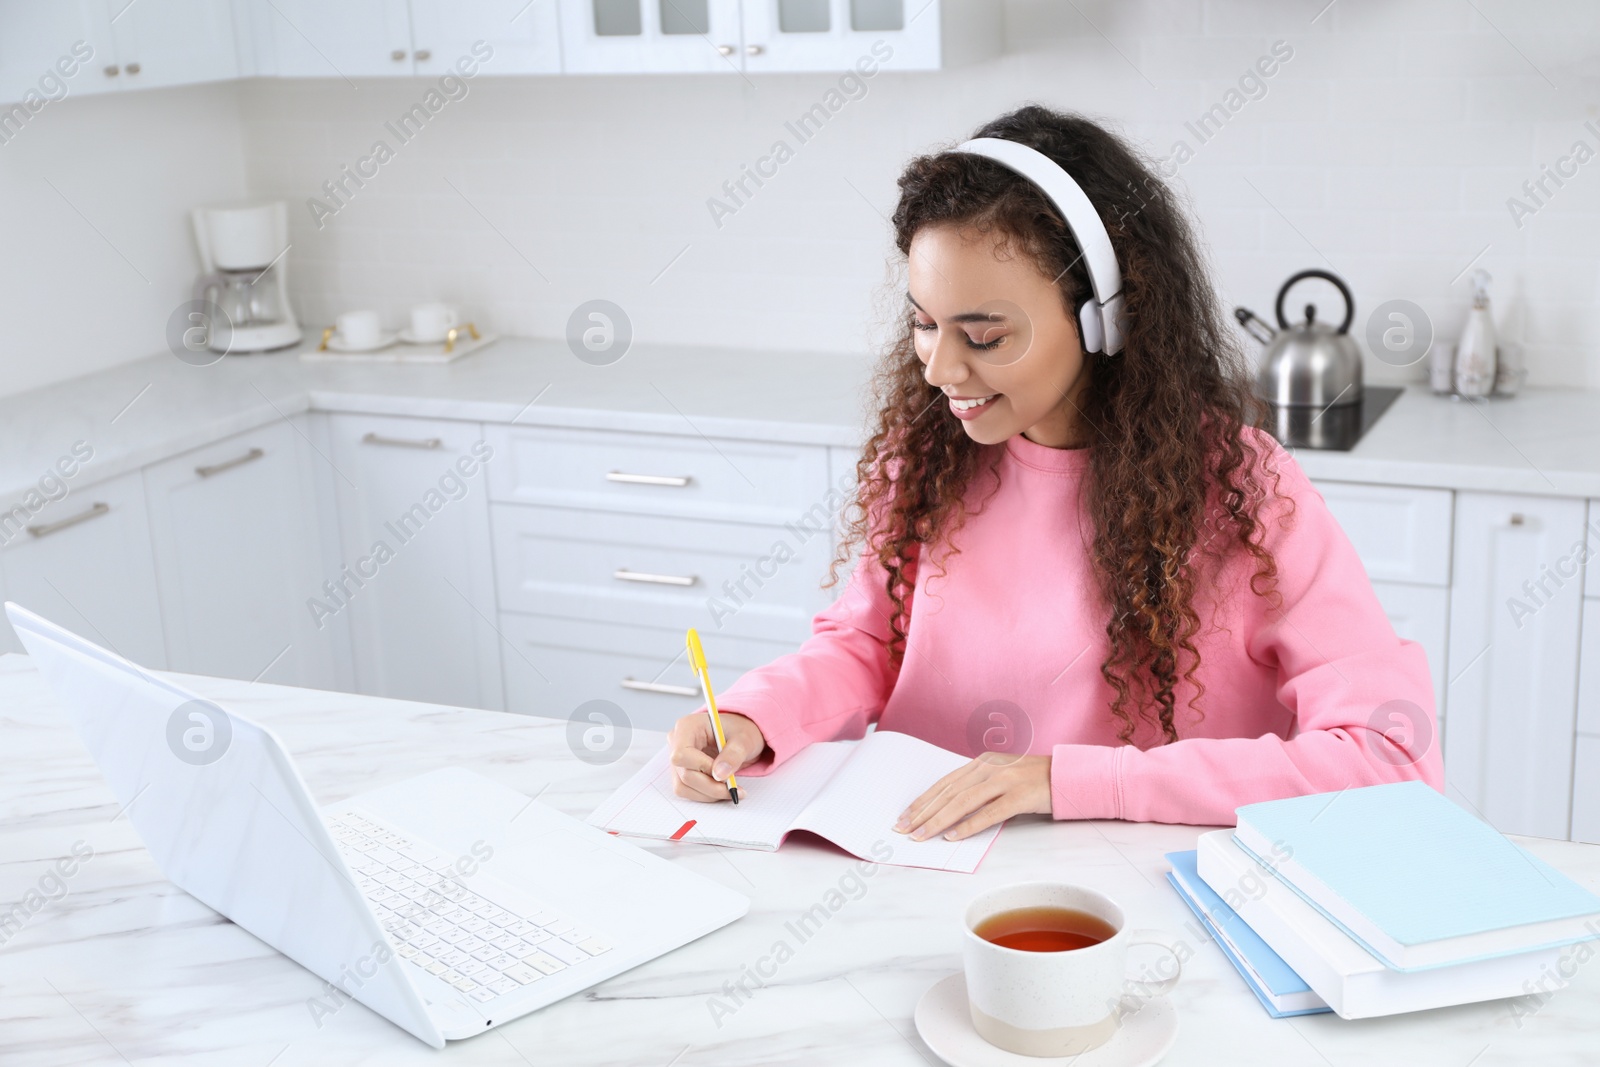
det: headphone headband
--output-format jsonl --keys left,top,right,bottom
{"left": 951, "top": 137, "right": 1126, "bottom": 355}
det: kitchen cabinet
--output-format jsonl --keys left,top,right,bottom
{"left": 557, "top": 0, "right": 998, "bottom": 73}
{"left": 0, "top": 470, "right": 167, "bottom": 668}
{"left": 1573, "top": 735, "right": 1600, "bottom": 844}
{"left": 252, "top": 0, "right": 558, "bottom": 77}
{"left": 253, "top": 0, "right": 413, "bottom": 77}
{"left": 1444, "top": 492, "right": 1585, "bottom": 840}
{"left": 328, "top": 414, "right": 504, "bottom": 711}
{"left": 0, "top": 0, "right": 240, "bottom": 102}
{"left": 557, "top": 0, "right": 744, "bottom": 73}
{"left": 406, "top": 0, "right": 561, "bottom": 75}
{"left": 0, "top": 2, "right": 113, "bottom": 104}
{"left": 102, "top": 0, "right": 240, "bottom": 90}
{"left": 143, "top": 419, "right": 344, "bottom": 690}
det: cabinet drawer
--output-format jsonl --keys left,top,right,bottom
{"left": 1315, "top": 481, "right": 1452, "bottom": 586}
{"left": 491, "top": 504, "right": 828, "bottom": 643}
{"left": 1370, "top": 581, "right": 1448, "bottom": 716}
{"left": 498, "top": 613, "right": 798, "bottom": 733}
{"left": 1574, "top": 734, "right": 1600, "bottom": 844}
{"left": 485, "top": 424, "right": 831, "bottom": 524}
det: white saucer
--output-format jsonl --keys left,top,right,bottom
{"left": 914, "top": 974, "right": 1178, "bottom": 1067}
{"left": 325, "top": 331, "right": 398, "bottom": 352}
{"left": 397, "top": 327, "right": 455, "bottom": 344}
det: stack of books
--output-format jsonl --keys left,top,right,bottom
{"left": 1164, "top": 780, "right": 1600, "bottom": 1019}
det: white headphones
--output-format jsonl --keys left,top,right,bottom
{"left": 952, "top": 137, "right": 1127, "bottom": 356}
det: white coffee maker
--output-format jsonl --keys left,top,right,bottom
{"left": 192, "top": 201, "right": 301, "bottom": 353}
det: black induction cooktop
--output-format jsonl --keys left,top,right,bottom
{"left": 1265, "top": 386, "right": 1402, "bottom": 452}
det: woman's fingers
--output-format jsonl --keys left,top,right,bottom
{"left": 895, "top": 760, "right": 980, "bottom": 834}
{"left": 905, "top": 777, "right": 1007, "bottom": 842}
{"left": 666, "top": 711, "right": 764, "bottom": 802}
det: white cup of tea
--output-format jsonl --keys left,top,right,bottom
{"left": 409, "top": 302, "right": 459, "bottom": 343}
{"left": 962, "top": 882, "right": 1182, "bottom": 1057}
{"left": 335, "top": 309, "right": 383, "bottom": 350}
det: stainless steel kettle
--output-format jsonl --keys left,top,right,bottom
{"left": 1235, "top": 269, "right": 1363, "bottom": 409}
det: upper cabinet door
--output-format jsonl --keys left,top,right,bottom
{"left": 103, "top": 0, "right": 239, "bottom": 90}
{"left": 741, "top": 0, "right": 917, "bottom": 72}
{"left": 257, "top": 0, "right": 414, "bottom": 77}
{"left": 557, "top": 0, "right": 743, "bottom": 73}
{"left": 407, "top": 0, "right": 561, "bottom": 75}
{"left": 0, "top": 0, "right": 116, "bottom": 104}
{"left": 742, "top": 0, "right": 997, "bottom": 72}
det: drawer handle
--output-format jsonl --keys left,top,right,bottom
{"left": 27, "top": 502, "right": 110, "bottom": 538}
{"left": 1509, "top": 513, "right": 1526, "bottom": 526}
{"left": 606, "top": 471, "right": 691, "bottom": 488}
{"left": 195, "top": 447, "right": 264, "bottom": 478}
{"left": 620, "top": 678, "right": 700, "bottom": 697}
{"left": 362, "top": 432, "right": 442, "bottom": 450}
{"left": 613, "top": 568, "right": 697, "bottom": 587}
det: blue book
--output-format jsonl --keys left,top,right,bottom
{"left": 1165, "top": 850, "right": 1330, "bottom": 1017}
{"left": 1234, "top": 781, "right": 1600, "bottom": 971}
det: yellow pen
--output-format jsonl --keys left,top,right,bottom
{"left": 686, "top": 628, "right": 739, "bottom": 804}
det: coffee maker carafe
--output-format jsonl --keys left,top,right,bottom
{"left": 192, "top": 201, "right": 301, "bottom": 354}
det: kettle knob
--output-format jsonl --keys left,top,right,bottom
{"left": 1275, "top": 269, "right": 1354, "bottom": 334}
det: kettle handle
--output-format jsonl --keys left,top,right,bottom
{"left": 1275, "top": 269, "right": 1354, "bottom": 334}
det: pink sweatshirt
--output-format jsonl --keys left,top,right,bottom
{"left": 714, "top": 430, "right": 1443, "bottom": 826}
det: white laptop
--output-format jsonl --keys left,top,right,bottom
{"left": 7, "top": 602, "right": 748, "bottom": 1048}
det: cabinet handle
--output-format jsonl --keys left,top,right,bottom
{"left": 362, "top": 432, "right": 442, "bottom": 450}
{"left": 103, "top": 65, "right": 119, "bottom": 77}
{"left": 605, "top": 471, "right": 691, "bottom": 487}
{"left": 195, "top": 447, "right": 264, "bottom": 479}
{"left": 391, "top": 49, "right": 407, "bottom": 61}
{"left": 125, "top": 62, "right": 141, "bottom": 74}
{"left": 746, "top": 44, "right": 764, "bottom": 55}
{"left": 27, "top": 502, "right": 110, "bottom": 539}
{"left": 620, "top": 678, "right": 699, "bottom": 697}
{"left": 1509, "top": 513, "right": 1526, "bottom": 526}
{"left": 716, "top": 44, "right": 734, "bottom": 55}
{"left": 414, "top": 49, "right": 431, "bottom": 61}
{"left": 613, "top": 568, "right": 697, "bottom": 587}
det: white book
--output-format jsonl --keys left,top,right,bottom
{"left": 587, "top": 730, "right": 1002, "bottom": 873}
{"left": 1196, "top": 829, "right": 1573, "bottom": 1019}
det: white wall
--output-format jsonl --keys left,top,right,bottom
{"left": 7, "top": 0, "right": 1600, "bottom": 397}
{"left": 0, "top": 82, "right": 249, "bottom": 398}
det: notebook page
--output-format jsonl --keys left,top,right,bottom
{"left": 789, "top": 730, "right": 1001, "bottom": 873}
{"left": 587, "top": 739, "right": 856, "bottom": 849}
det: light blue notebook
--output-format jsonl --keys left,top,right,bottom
{"left": 1234, "top": 781, "right": 1600, "bottom": 971}
{"left": 1164, "top": 850, "right": 1330, "bottom": 1018}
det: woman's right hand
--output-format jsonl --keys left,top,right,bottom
{"left": 667, "top": 710, "right": 767, "bottom": 802}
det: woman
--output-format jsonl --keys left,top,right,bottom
{"left": 666, "top": 105, "right": 1440, "bottom": 841}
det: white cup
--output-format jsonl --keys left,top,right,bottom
{"left": 962, "top": 883, "right": 1182, "bottom": 1057}
{"left": 335, "top": 309, "right": 383, "bottom": 350}
{"left": 409, "top": 302, "right": 459, "bottom": 343}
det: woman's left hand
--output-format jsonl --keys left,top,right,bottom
{"left": 893, "top": 753, "right": 1053, "bottom": 841}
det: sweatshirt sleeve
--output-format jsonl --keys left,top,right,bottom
{"left": 1048, "top": 443, "right": 1444, "bottom": 825}
{"left": 707, "top": 542, "right": 909, "bottom": 776}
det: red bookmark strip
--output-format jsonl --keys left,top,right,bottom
{"left": 669, "top": 819, "right": 697, "bottom": 840}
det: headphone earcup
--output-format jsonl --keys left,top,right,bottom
{"left": 1077, "top": 300, "right": 1105, "bottom": 355}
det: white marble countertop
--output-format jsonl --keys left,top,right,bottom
{"left": 4, "top": 336, "right": 1600, "bottom": 504}
{"left": 2, "top": 653, "right": 1597, "bottom": 1066}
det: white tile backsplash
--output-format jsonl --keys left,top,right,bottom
{"left": 7, "top": 0, "right": 1600, "bottom": 399}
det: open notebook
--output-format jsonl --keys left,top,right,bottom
{"left": 587, "top": 730, "right": 1003, "bottom": 873}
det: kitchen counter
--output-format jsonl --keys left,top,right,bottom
{"left": 4, "top": 336, "right": 1600, "bottom": 502}
{"left": 3, "top": 652, "right": 1597, "bottom": 1066}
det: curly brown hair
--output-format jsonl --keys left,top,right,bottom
{"left": 835, "top": 105, "right": 1284, "bottom": 746}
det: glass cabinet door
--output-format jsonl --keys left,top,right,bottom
{"left": 558, "top": 0, "right": 745, "bottom": 73}
{"left": 740, "top": 0, "right": 939, "bottom": 72}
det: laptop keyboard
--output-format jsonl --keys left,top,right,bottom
{"left": 329, "top": 810, "right": 613, "bottom": 1005}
